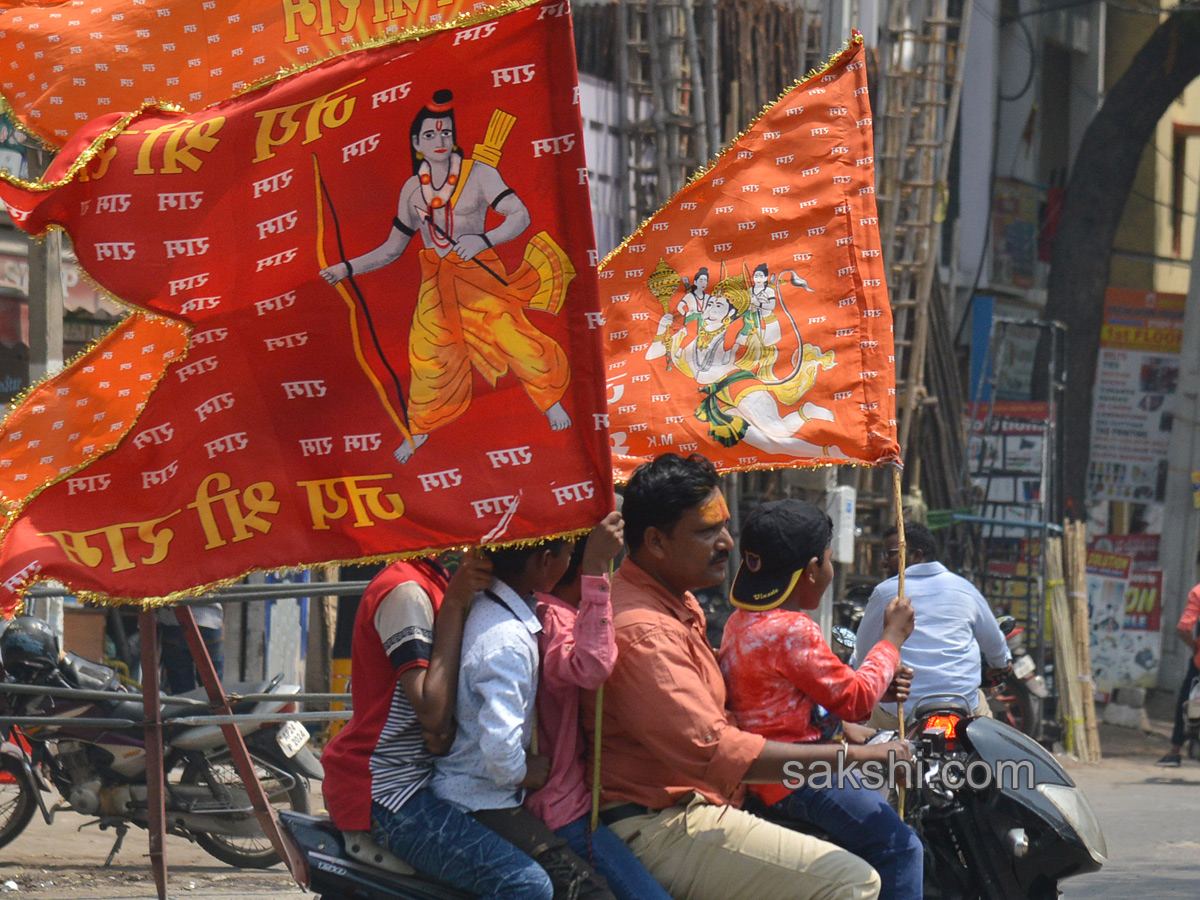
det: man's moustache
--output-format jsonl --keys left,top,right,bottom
{"left": 711, "top": 553, "right": 730, "bottom": 566}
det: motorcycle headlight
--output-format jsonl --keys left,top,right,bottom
{"left": 1036, "top": 783, "right": 1107, "bottom": 865}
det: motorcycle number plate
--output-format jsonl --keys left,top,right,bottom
{"left": 1012, "top": 656, "right": 1036, "bottom": 680}
{"left": 276, "top": 719, "right": 310, "bottom": 758}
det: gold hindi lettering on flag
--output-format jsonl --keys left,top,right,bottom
{"left": 0, "top": 0, "right": 516, "bottom": 146}
{"left": 0, "top": 0, "right": 609, "bottom": 615}
{"left": 600, "top": 36, "right": 898, "bottom": 481}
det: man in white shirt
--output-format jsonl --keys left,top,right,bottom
{"left": 854, "top": 522, "right": 1011, "bottom": 725}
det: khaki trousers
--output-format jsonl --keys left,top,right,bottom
{"left": 867, "top": 688, "right": 993, "bottom": 730}
{"left": 606, "top": 793, "right": 880, "bottom": 900}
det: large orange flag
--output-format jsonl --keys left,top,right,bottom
{"left": 0, "top": 0, "right": 609, "bottom": 615}
{"left": 0, "top": 0, "right": 513, "bottom": 146}
{"left": 600, "top": 36, "right": 898, "bottom": 481}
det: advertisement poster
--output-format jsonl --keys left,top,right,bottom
{"left": 990, "top": 178, "right": 1042, "bottom": 290}
{"left": 1086, "top": 548, "right": 1132, "bottom": 698}
{"left": 1091, "top": 532, "right": 1161, "bottom": 570}
{"left": 1088, "top": 565, "right": 1163, "bottom": 691}
{"left": 1088, "top": 289, "right": 1185, "bottom": 503}
{"left": 966, "top": 400, "right": 1048, "bottom": 536}
{"left": 1118, "top": 569, "right": 1164, "bottom": 688}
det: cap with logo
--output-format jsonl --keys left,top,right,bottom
{"left": 730, "top": 499, "right": 832, "bottom": 611}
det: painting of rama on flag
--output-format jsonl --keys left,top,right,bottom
{"left": 601, "top": 35, "right": 898, "bottom": 481}
{"left": 0, "top": 0, "right": 609, "bottom": 615}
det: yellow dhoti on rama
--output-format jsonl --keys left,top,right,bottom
{"left": 407, "top": 238, "right": 572, "bottom": 434}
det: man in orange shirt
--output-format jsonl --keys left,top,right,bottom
{"left": 584, "top": 452, "right": 911, "bottom": 900}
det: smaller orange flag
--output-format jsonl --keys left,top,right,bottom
{"left": 600, "top": 36, "right": 897, "bottom": 481}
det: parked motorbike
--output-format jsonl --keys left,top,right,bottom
{"left": 0, "top": 615, "right": 323, "bottom": 868}
{"left": 903, "top": 692, "right": 1106, "bottom": 899}
{"left": 830, "top": 584, "right": 872, "bottom": 663}
{"left": 986, "top": 615, "right": 1054, "bottom": 745}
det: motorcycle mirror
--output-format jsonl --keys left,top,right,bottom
{"left": 996, "top": 615, "right": 1017, "bottom": 636}
{"left": 832, "top": 626, "right": 857, "bottom": 651}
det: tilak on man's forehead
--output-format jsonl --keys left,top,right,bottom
{"left": 698, "top": 492, "right": 730, "bottom": 525}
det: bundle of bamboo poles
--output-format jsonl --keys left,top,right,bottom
{"left": 1047, "top": 531, "right": 1102, "bottom": 762}
{"left": 1046, "top": 536, "right": 1085, "bottom": 758}
{"left": 1063, "top": 521, "right": 1102, "bottom": 761}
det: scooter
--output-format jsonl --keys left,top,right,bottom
{"left": 904, "top": 692, "right": 1106, "bottom": 899}
{"left": 281, "top": 696, "right": 1106, "bottom": 900}
{"left": 0, "top": 615, "right": 323, "bottom": 868}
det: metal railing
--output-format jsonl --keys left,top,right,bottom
{"left": 0, "top": 681, "right": 352, "bottom": 730}
{"left": 10, "top": 577, "right": 363, "bottom": 731}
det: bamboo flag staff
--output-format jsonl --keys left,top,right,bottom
{"left": 591, "top": 681, "right": 604, "bottom": 830}
{"left": 591, "top": 558, "right": 615, "bottom": 831}
{"left": 892, "top": 466, "right": 908, "bottom": 818}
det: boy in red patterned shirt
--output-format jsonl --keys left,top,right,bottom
{"left": 719, "top": 499, "right": 923, "bottom": 900}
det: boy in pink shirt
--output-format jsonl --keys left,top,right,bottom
{"left": 526, "top": 512, "right": 672, "bottom": 900}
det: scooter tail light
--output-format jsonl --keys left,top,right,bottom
{"left": 923, "top": 714, "right": 960, "bottom": 740}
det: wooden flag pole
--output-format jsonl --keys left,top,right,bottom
{"left": 590, "top": 558, "right": 615, "bottom": 831}
{"left": 590, "top": 682, "right": 604, "bottom": 831}
{"left": 892, "top": 466, "right": 908, "bottom": 818}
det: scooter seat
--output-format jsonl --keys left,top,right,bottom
{"left": 912, "top": 693, "right": 974, "bottom": 720}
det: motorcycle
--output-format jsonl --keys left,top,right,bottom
{"left": 280, "top": 700, "right": 1106, "bottom": 900}
{"left": 831, "top": 584, "right": 872, "bottom": 663}
{"left": 902, "top": 692, "right": 1106, "bottom": 899}
{"left": 0, "top": 615, "right": 323, "bottom": 868}
{"left": 986, "top": 615, "right": 1054, "bottom": 745}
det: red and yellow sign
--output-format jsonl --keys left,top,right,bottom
{"left": 0, "top": 0, "right": 518, "bottom": 147}
{"left": 0, "top": 0, "right": 609, "bottom": 614}
{"left": 600, "top": 37, "right": 897, "bottom": 480}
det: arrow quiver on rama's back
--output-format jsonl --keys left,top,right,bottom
{"left": 471, "top": 107, "right": 576, "bottom": 314}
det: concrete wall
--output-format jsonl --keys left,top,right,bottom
{"left": 1105, "top": 9, "right": 1160, "bottom": 290}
